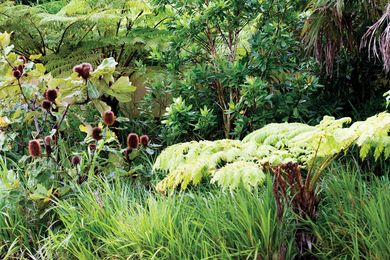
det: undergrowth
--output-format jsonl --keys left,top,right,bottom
{"left": 44, "top": 177, "right": 296, "bottom": 259}
{"left": 312, "top": 162, "right": 390, "bottom": 259}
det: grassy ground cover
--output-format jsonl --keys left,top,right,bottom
{"left": 2, "top": 158, "right": 388, "bottom": 259}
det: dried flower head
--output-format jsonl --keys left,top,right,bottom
{"left": 42, "top": 100, "right": 52, "bottom": 110}
{"left": 140, "top": 135, "right": 150, "bottom": 146}
{"left": 88, "top": 143, "right": 97, "bottom": 151}
{"left": 44, "top": 136, "right": 52, "bottom": 145}
{"left": 73, "top": 63, "right": 93, "bottom": 80}
{"left": 72, "top": 155, "right": 81, "bottom": 166}
{"left": 44, "top": 136, "right": 52, "bottom": 157}
{"left": 103, "top": 111, "right": 116, "bottom": 126}
{"left": 92, "top": 127, "right": 102, "bottom": 140}
{"left": 127, "top": 133, "right": 139, "bottom": 149}
{"left": 45, "top": 89, "right": 58, "bottom": 102}
{"left": 12, "top": 68, "right": 22, "bottom": 78}
{"left": 28, "top": 140, "right": 41, "bottom": 157}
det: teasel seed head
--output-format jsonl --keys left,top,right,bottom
{"left": 140, "top": 135, "right": 150, "bottom": 146}
{"left": 103, "top": 110, "right": 116, "bottom": 126}
{"left": 44, "top": 136, "right": 52, "bottom": 157}
{"left": 12, "top": 68, "right": 22, "bottom": 78}
{"left": 45, "top": 144, "right": 52, "bottom": 157}
{"left": 17, "top": 65, "right": 24, "bottom": 74}
{"left": 72, "top": 155, "right": 81, "bottom": 166}
{"left": 45, "top": 89, "right": 58, "bottom": 102}
{"left": 127, "top": 133, "right": 139, "bottom": 149}
{"left": 88, "top": 143, "right": 97, "bottom": 151}
{"left": 91, "top": 127, "right": 102, "bottom": 141}
{"left": 44, "top": 136, "right": 52, "bottom": 145}
{"left": 42, "top": 100, "right": 52, "bottom": 110}
{"left": 28, "top": 140, "right": 41, "bottom": 157}
{"left": 73, "top": 63, "right": 93, "bottom": 80}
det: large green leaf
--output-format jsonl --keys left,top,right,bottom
{"left": 105, "top": 76, "right": 136, "bottom": 103}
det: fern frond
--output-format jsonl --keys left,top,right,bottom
{"left": 154, "top": 112, "right": 390, "bottom": 192}
{"left": 211, "top": 161, "right": 266, "bottom": 190}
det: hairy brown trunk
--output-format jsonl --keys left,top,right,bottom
{"left": 272, "top": 163, "right": 319, "bottom": 259}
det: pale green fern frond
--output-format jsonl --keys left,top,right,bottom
{"left": 154, "top": 112, "right": 390, "bottom": 192}
{"left": 211, "top": 161, "right": 266, "bottom": 190}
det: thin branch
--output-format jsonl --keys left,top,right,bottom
{"left": 55, "top": 104, "right": 70, "bottom": 130}
{"left": 29, "top": 18, "right": 47, "bottom": 55}
{"left": 56, "top": 20, "right": 81, "bottom": 53}
{"left": 76, "top": 24, "right": 96, "bottom": 45}
{"left": 17, "top": 78, "right": 29, "bottom": 105}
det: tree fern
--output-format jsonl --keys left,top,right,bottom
{"left": 0, "top": 0, "right": 169, "bottom": 77}
{"left": 154, "top": 112, "right": 390, "bottom": 192}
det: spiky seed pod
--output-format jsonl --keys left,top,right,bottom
{"left": 73, "top": 63, "right": 93, "bottom": 80}
{"left": 44, "top": 136, "right": 52, "bottom": 145}
{"left": 12, "top": 68, "right": 22, "bottom": 78}
{"left": 73, "top": 65, "right": 82, "bottom": 76}
{"left": 45, "top": 89, "right": 58, "bottom": 102}
{"left": 127, "top": 133, "right": 139, "bottom": 149}
{"left": 88, "top": 143, "right": 97, "bottom": 151}
{"left": 92, "top": 127, "right": 102, "bottom": 141}
{"left": 103, "top": 111, "right": 116, "bottom": 126}
{"left": 42, "top": 100, "right": 52, "bottom": 110}
{"left": 44, "top": 136, "right": 52, "bottom": 157}
{"left": 81, "top": 63, "right": 93, "bottom": 79}
{"left": 28, "top": 140, "right": 41, "bottom": 157}
{"left": 140, "top": 135, "right": 150, "bottom": 146}
{"left": 72, "top": 155, "right": 81, "bottom": 166}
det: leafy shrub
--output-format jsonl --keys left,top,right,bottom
{"left": 143, "top": 0, "right": 321, "bottom": 140}
{"left": 161, "top": 96, "right": 217, "bottom": 145}
{"left": 0, "top": 31, "right": 155, "bottom": 257}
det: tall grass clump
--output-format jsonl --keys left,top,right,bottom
{"left": 0, "top": 158, "right": 46, "bottom": 259}
{"left": 312, "top": 162, "right": 390, "bottom": 259}
{"left": 45, "top": 177, "right": 296, "bottom": 259}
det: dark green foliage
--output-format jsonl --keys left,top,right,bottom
{"left": 303, "top": 0, "right": 389, "bottom": 120}
{"left": 143, "top": 0, "right": 321, "bottom": 140}
{"left": 0, "top": 0, "right": 389, "bottom": 259}
{"left": 0, "top": 0, "right": 168, "bottom": 77}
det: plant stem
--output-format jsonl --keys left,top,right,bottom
{"left": 56, "top": 104, "right": 70, "bottom": 130}
{"left": 17, "top": 78, "right": 29, "bottom": 105}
